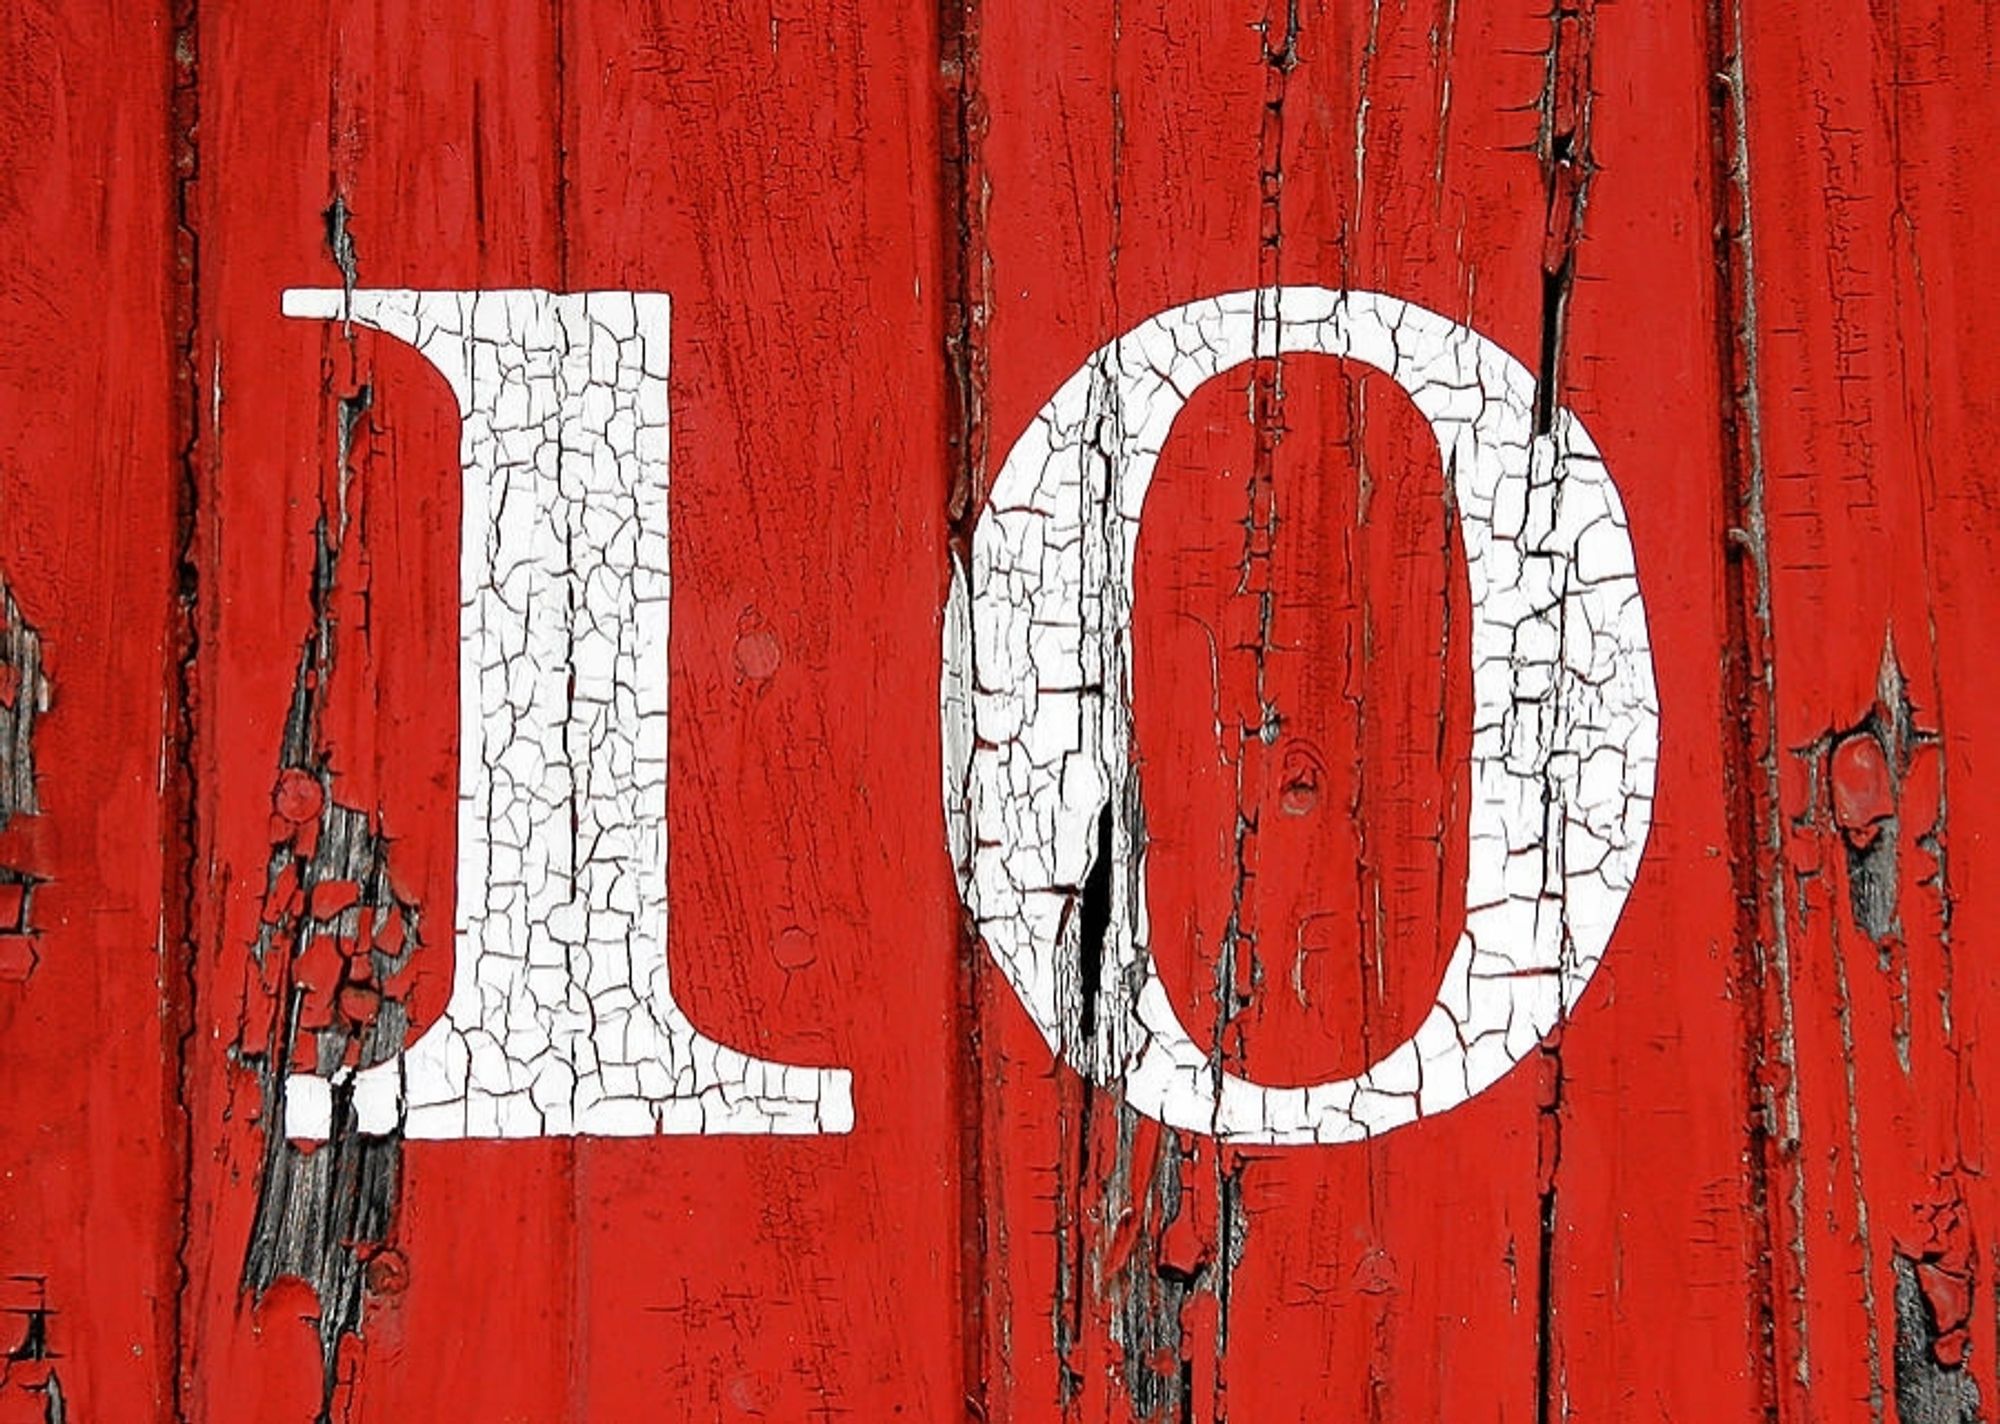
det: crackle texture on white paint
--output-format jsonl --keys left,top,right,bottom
{"left": 281, "top": 288, "right": 851, "bottom": 1140}
{"left": 943, "top": 287, "right": 1658, "bottom": 1144}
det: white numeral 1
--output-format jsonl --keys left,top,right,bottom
{"left": 281, "top": 288, "right": 852, "bottom": 1140}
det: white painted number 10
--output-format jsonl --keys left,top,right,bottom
{"left": 281, "top": 285, "right": 1658, "bottom": 1146}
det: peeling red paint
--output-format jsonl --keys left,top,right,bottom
{"left": 1897, "top": 1195, "right": 1977, "bottom": 1369}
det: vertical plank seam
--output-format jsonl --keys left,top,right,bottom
{"left": 1707, "top": 0, "right": 1796, "bottom": 1417}
{"left": 166, "top": 0, "right": 203, "bottom": 1417}
{"left": 939, "top": 0, "right": 992, "bottom": 1410}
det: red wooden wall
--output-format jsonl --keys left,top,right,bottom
{"left": 2, "top": 2, "right": 1997, "bottom": 1420}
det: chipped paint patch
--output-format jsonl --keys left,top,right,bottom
{"left": 238, "top": 781, "right": 414, "bottom": 1418}
{"left": 0, "top": 871, "right": 45, "bottom": 984}
{"left": 0, "top": 576, "right": 50, "bottom": 979}
{"left": 235, "top": 496, "right": 419, "bottom": 1424}
{"left": 0, "top": 1276, "right": 65, "bottom": 1424}
{"left": 0, "top": 578, "right": 48, "bottom": 835}
{"left": 1892, "top": 1193, "right": 1981, "bottom": 1424}
{"left": 1801, "top": 643, "right": 1933, "bottom": 949}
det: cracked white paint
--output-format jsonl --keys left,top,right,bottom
{"left": 280, "top": 288, "right": 852, "bottom": 1140}
{"left": 942, "top": 287, "right": 1658, "bottom": 1144}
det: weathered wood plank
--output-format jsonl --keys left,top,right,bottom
{"left": 1730, "top": 1, "right": 2000, "bottom": 1418}
{"left": 559, "top": 1, "right": 966, "bottom": 1416}
{"left": 177, "top": 7, "right": 576, "bottom": 1420}
{"left": 964, "top": 2, "right": 1764, "bottom": 1418}
{"left": 0, "top": 3, "right": 181, "bottom": 1420}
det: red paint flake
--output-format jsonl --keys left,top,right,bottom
{"left": 1278, "top": 744, "right": 1322, "bottom": 817}
{"left": 273, "top": 769, "right": 325, "bottom": 825}
{"left": 364, "top": 1247, "right": 409, "bottom": 1297}
{"left": 254, "top": 933, "right": 294, "bottom": 997}
{"left": 0, "top": 882, "right": 24, "bottom": 932}
{"left": 1156, "top": 1138, "right": 1217, "bottom": 1281}
{"left": 294, "top": 934, "right": 340, "bottom": 992}
{"left": 294, "top": 936, "right": 341, "bottom": 1032}
{"left": 262, "top": 862, "right": 299, "bottom": 924}
{"left": 0, "top": 665, "right": 17, "bottom": 709}
{"left": 254, "top": 1277, "right": 320, "bottom": 1322}
{"left": 235, "top": 986, "right": 272, "bottom": 1058}
{"left": 733, "top": 627, "right": 782, "bottom": 681}
{"left": 1918, "top": 1258, "right": 1973, "bottom": 1366}
{"left": 296, "top": 997, "right": 335, "bottom": 1035}
{"left": 310, "top": 879, "right": 360, "bottom": 918}
{"left": 772, "top": 926, "right": 815, "bottom": 971}
{"left": 1156, "top": 1199, "right": 1212, "bottom": 1282}
{"left": 0, "top": 935, "right": 35, "bottom": 983}
{"left": 338, "top": 982, "right": 382, "bottom": 1027}
{"left": 1897, "top": 1194, "right": 1978, "bottom": 1370}
{"left": 380, "top": 959, "right": 420, "bottom": 1004}
{"left": 2, "top": 1358, "right": 54, "bottom": 1398}
{"left": 1830, "top": 733, "right": 1895, "bottom": 847}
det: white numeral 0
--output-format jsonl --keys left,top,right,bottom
{"left": 942, "top": 288, "right": 1658, "bottom": 1144}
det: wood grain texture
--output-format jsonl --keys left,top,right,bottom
{"left": 1, "top": 2, "right": 1998, "bottom": 1421}
{"left": 0, "top": 3, "right": 180, "bottom": 1420}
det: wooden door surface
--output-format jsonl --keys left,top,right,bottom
{"left": 3, "top": 3, "right": 1997, "bottom": 1421}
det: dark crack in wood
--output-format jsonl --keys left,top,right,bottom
{"left": 1, "top": 1276, "right": 66, "bottom": 1424}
